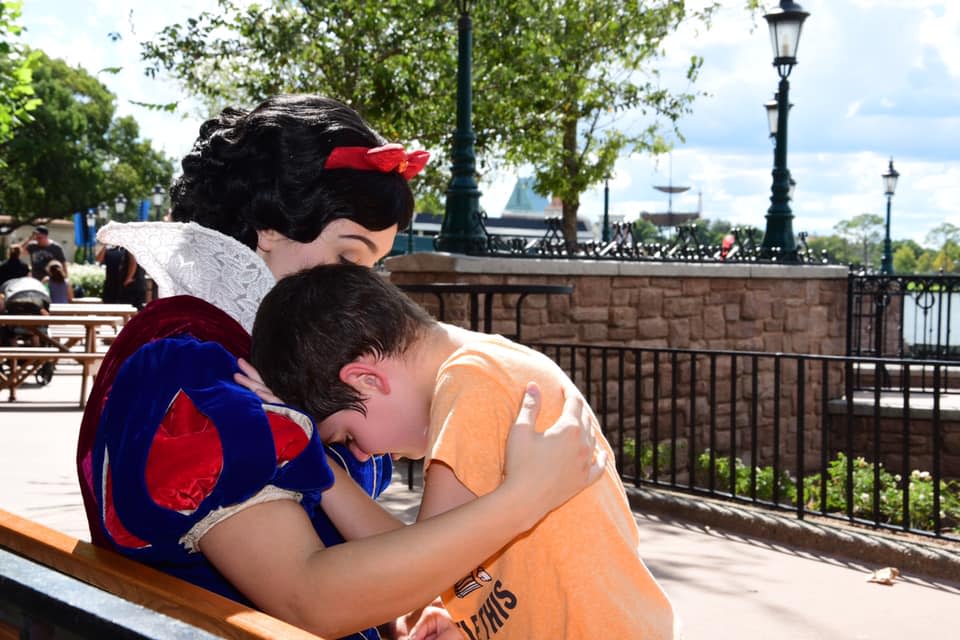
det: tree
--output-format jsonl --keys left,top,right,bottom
{"left": 480, "top": 2, "right": 717, "bottom": 244}
{"left": 0, "top": 50, "right": 174, "bottom": 232}
{"left": 925, "top": 222, "right": 960, "bottom": 252}
{"left": 142, "top": 0, "right": 723, "bottom": 243}
{"left": 892, "top": 244, "right": 917, "bottom": 274}
{"left": 932, "top": 251, "right": 955, "bottom": 274}
{"left": 833, "top": 213, "right": 883, "bottom": 269}
{"left": 806, "top": 234, "right": 855, "bottom": 265}
{"left": 0, "top": 0, "right": 40, "bottom": 148}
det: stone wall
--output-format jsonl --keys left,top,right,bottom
{"left": 385, "top": 253, "right": 850, "bottom": 355}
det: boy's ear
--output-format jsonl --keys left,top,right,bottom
{"left": 338, "top": 357, "right": 392, "bottom": 396}
{"left": 255, "top": 229, "right": 283, "bottom": 252}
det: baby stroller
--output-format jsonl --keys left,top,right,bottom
{"left": 0, "top": 276, "right": 55, "bottom": 385}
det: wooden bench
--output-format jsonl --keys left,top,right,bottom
{"left": 0, "top": 508, "right": 326, "bottom": 639}
{"left": 0, "top": 348, "right": 104, "bottom": 407}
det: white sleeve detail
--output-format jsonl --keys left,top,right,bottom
{"left": 178, "top": 485, "right": 302, "bottom": 553}
{"left": 97, "top": 221, "right": 276, "bottom": 332}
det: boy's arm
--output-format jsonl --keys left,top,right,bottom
{"left": 418, "top": 461, "right": 478, "bottom": 521}
{"left": 320, "top": 459, "right": 405, "bottom": 539}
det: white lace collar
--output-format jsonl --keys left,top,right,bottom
{"left": 97, "top": 221, "right": 276, "bottom": 332}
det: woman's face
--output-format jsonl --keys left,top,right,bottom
{"left": 257, "top": 218, "right": 398, "bottom": 280}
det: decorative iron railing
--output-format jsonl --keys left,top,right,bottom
{"left": 475, "top": 215, "right": 830, "bottom": 264}
{"left": 527, "top": 342, "right": 959, "bottom": 542}
{"left": 847, "top": 272, "right": 960, "bottom": 367}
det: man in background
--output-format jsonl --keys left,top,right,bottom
{"left": 21, "top": 225, "right": 67, "bottom": 280}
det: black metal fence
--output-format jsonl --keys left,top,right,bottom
{"left": 527, "top": 342, "right": 959, "bottom": 542}
{"left": 478, "top": 216, "right": 829, "bottom": 264}
{"left": 848, "top": 272, "right": 960, "bottom": 361}
{"left": 847, "top": 273, "right": 960, "bottom": 394}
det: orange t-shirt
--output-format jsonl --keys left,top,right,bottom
{"left": 426, "top": 335, "right": 677, "bottom": 639}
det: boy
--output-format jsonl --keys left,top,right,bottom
{"left": 251, "top": 264, "right": 678, "bottom": 638}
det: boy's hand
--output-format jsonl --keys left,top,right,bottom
{"left": 233, "top": 357, "right": 282, "bottom": 403}
{"left": 404, "top": 602, "right": 459, "bottom": 640}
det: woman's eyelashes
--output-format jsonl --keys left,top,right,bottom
{"left": 338, "top": 255, "right": 357, "bottom": 266}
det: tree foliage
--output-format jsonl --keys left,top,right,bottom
{"left": 0, "top": 51, "right": 175, "bottom": 232}
{"left": 833, "top": 213, "right": 883, "bottom": 268}
{"left": 141, "top": 0, "right": 720, "bottom": 242}
{"left": 0, "top": 0, "right": 39, "bottom": 148}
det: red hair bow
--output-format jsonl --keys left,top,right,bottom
{"left": 325, "top": 143, "right": 430, "bottom": 180}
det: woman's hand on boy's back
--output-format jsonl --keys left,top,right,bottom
{"left": 501, "top": 382, "right": 605, "bottom": 530}
{"left": 234, "top": 357, "right": 283, "bottom": 403}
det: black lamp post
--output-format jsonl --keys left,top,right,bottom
{"left": 435, "top": 0, "right": 486, "bottom": 254}
{"left": 880, "top": 158, "right": 899, "bottom": 275}
{"left": 152, "top": 185, "right": 165, "bottom": 221}
{"left": 84, "top": 208, "right": 96, "bottom": 264}
{"left": 602, "top": 176, "right": 611, "bottom": 243}
{"left": 407, "top": 213, "right": 415, "bottom": 254}
{"left": 760, "top": 0, "right": 809, "bottom": 261}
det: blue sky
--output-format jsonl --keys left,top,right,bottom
{"left": 20, "top": 1, "right": 960, "bottom": 245}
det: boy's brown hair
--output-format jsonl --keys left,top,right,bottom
{"left": 251, "top": 264, "right": 435, "bottom": 421}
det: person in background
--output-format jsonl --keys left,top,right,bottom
{"left": 43, "top": 260, "right": 73, "bottom": 303}
{"left": 0, "top": 245, "right": 29, "bottom": 288}
{"left": 96, "top": 244, "right": 145, "bottom": 308}
{"left": 21, "top": 225, "right": 67, "bottom": 280}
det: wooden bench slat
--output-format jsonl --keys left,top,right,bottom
{"left": 0, "top": 509, "right": 325, "bottom": 640}
{"left": 0, "top": 351, "right": 103, "bottom": 360}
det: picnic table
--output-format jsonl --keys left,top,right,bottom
{"left": 0, "top": 314, "right": 123, "bottom": 407}
{"left": 49, "top": 303, "right": 138, "bottom": 323}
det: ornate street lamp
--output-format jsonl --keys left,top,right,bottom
{"left": 152, "top": 184, "right": 165, "bottom": 221}
{"left": 435, "top": 0, "right": 486, "bottom": 254}
{"left": 84, "top": 208, "right": 97, "bottom": 264}
{"left": 96, "top": 202, "right": 109, "bottom": 226}
{"left": 114, "top": 194, "right": 127, "bottom": 217}
{"left": 760, "top": 0, "right": 809, "bottom": 261}
{"left": 880, "top": 158, "right": 899, "bottom": 275}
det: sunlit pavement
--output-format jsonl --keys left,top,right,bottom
{"left": 3, "top": 364, "right": 958, "bottom": 639}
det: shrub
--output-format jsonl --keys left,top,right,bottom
{"left": 67, "top": 263, "right": 105, "bottom": 299}
{"left": 696, "top": 450, "right": 797, "bottom": 504}
{"left": 623, "top": 438, "right": 678, "bottom": 480}
{"left": 694, "top": 449, "right": 960, "bottom": 533}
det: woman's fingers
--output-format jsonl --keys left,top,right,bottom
{"left": 233, "top": 357, "right": 282, "bottom": 403}
{"left": 514, "top": 382, "right": 542, "bottom": 430}
{"left": 236, "top": 357, "right": 264, "bottom": 383}
{"left": 502, "top": 382, "right": 604, "bottom": 525}
{"left": 553, "top": 388, "right": 604, "bottom": 483}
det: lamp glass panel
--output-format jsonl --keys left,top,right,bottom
{"left": 152, "top": 193, "right": 164, "bottom": 206}
{"left": 883, "top": 174, "right": 898, "bottom": 196}
{"left": 765, "top": 101, "right": 779, "bottom": 136}
{"left": 768, "top": 18, "right": 804, "bottom": 60}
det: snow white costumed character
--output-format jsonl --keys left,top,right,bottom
{"left": 76, "top": 142, "right": 430, "bottom": 640}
